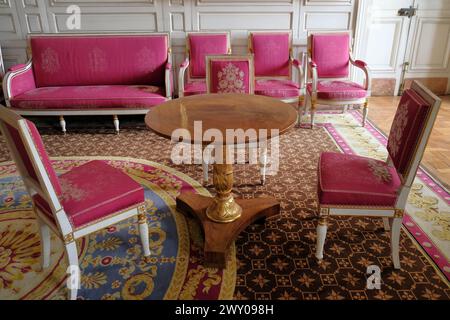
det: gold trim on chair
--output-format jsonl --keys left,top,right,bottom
{"left": 64, "top": 232, "right": 75, "bottom": 244}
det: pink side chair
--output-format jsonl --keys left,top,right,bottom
{"left": 178, "top": 32, "right": 231, "bottom": 98}
{"left": 315, "top": 81, "right": 440, "bottom": 269}
{"left": 248, "top": 31, "right": 305, "bottom": 125}
{"left": 0, "top": 107, "right": 151, "bottom": 300}
{"left": 204, "top": 54, "right": 267, "bottom": 185}
{"left": 303, "top": 31, "right": 371, "bottom": 128}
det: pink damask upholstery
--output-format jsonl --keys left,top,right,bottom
{"left": 5, "top": 120, "right": 62, "bottom": 195}
{"left": 10, "top": 85, "right": 166, "bottom": 110}
{"left": 250, "top": 32, "right": 290, "bottom": 77}
{"left": 207, "top": 58, "right": 253, "bottom": 94}
{"left": 31, "top": 35, "right": 169, "bottom": 87}
{"left": 318, "top": 152, "right": 401, "bottom": 207}
{"left": 255, "top": 79, "right": 299, "bottom": 98}
{"left": 311, "top": 33, "right": 350, "bottom": 78}
{"left": 184, "top": 81, "right": 207, "bottom": 96}
{"left": 189, "top": 34, "right": 229, "bottom": 78}
{"left": 33, "top": 160, "right": 144, "bottom": 229}
{"left": 387, "top": 89, "right": 431, "bottom": 177}
{"left": 306, "top": 80, "right": 367, "bottom": 100}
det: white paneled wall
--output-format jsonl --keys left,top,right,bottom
{"left": 0, "top": 0, "right": 357, "bottom": 90}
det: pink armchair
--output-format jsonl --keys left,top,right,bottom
{"left": 303, "top": 31, "right": 371, "bottom": 127}
{"left": 0, "top": 107, "right": 151, "bottom": 299}
{"left": 178, "top": 32, "right": 231, "bottom": 98}
{"left": 315, "top": 81, "right": 440, "bottom": 269}
{"left": 2, "top": 33, "right": 172, "bottom": 134}
{"left": 248, "top": 31, "right": 305, "bottom": 124}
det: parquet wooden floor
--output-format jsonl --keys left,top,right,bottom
{"left": 368, "top": 95, "right": 450, "bottom": 189}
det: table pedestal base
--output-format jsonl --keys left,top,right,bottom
{"left": 176, "top": 193, "right": 280, "bottom": 268}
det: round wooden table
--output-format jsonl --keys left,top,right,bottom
{"left": 145, "top": 94, "right": 297, "bottom": 267}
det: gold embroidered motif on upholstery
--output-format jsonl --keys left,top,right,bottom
{"left": 59, "top": 178, "right": 87, "bottom": 202}
{"left": 217, "top": 63, "right": 246, "bottom": 93}
{"left": 387, "top": 101, "right": 409, "bottom": 158}
{"left": 88, "top": 47, "right": 107, "bottom": 73}
{"left": 367, "top": 159, "right": 392, "bottom": 183}
{"left": 40, "top": 47, "right": 60, "bottom": 74}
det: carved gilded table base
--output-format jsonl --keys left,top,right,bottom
{"left": 176, "top": 162, "right": 280, "bottom": 267}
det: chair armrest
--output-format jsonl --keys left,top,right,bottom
{"left": 178, "top": 58, "right": 190, "bottom": 98}
{"left": 354, "top": 60, "right": 367, "bottom": 68}
{"left": 308, "top": 57, "right": 318, "bottom": 95}
{"left": 165, "top": 62, "right": 173, "bottom": 99}
{"left": 3, "top": 61, "right": 35, "bottom": 106}
{"left": 350, "top": 54, "right": 371, "bottom": 92}
{"left": 309, "top": 59, "right": 317, "bottom": 69}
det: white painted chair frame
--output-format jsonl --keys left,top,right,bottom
{"left": 2, "top": 33, "right": 173, "bottom": 134}
{"left": 0, "top": 107, "right": 151, "bottom": 300}
{"left": 303, "top": 30, "right": 371, "bottom": 128}
{"left": 178, "top": 31, "right": 232, "bottom": 98}
{"left": 315, "top": 81, "right": 441, "bottom": 269}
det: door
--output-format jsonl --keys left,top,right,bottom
{"left": 354, "top": 0, "right": 450, "bottom": 95}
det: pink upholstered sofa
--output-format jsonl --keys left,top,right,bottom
{"left": 2, "top": 33, "right": 172, "bottom": 133}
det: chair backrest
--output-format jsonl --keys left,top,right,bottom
{"left": 29, "top": 33, "right": 170, "bottom": 87}
{"left": 186, "top": 32, "right": 231, "bottom": 80}
{"left": 206, "top": 55, "right": 254, "bottom": 94}
{"left": 387, "top": 81, "right": 441, "bottom": 187}
{"left": 248, "top": 31, "right": 292, "bottom": 79}
{"left": 0, "top": 107, "right": 62, "bottom": 215}
{"left": 308, "top": 31, "right": 351, "bottom": 79}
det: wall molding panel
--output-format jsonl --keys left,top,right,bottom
{"left": 0, "top": 0, "right": 356, "bottom": 90}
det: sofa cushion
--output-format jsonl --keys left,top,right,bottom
{"left": 318, "top": 152, "right": 401, "bottom": 207}
{"left": 10, "top": 85, "right": 166, "bottom": 109}
{"left": 184, "top": 81, "right": 207, "bottom": 96}
{"left": 306, "top": 80, "right": 367, "bottom": 100}
{"left": 30, "top": 34, "right": 169, "bottom": 87}
{"left": 33, "top": 160, "right": 144, "bottom": 229}
{"left": 255, "top": 79, "right": 299, "bottom": 98}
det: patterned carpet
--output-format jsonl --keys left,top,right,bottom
{"left": 0, "top": 157, "right": 236, "bottom": 300}
{"left": 0, "top": 112, "right": 449, "bottom": 300}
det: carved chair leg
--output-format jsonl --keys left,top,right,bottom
{"left": 316, "top": 216, "right": 328, "bottom": 260}
{"left": 59, "top": 116, "right": 66, "bottom": 134}
{"left": 38, "top": 219, "right": 51, "bottom": 270}
{"left": 137, "top": 206, "right": 151, "bottom": 257}
{"left": 296, "top": 96, "right": 304, "bottom": 127}
{"left": 382, "top": 217, "right": 391, "bottom": 231}
{"left": 113, "top": 115, "right": 119, "bottom": 134}
{"left": 65, "top": 240, "right": 79, "bottom": 300}
{"left": 390, "top": 217, "right": 402, "bottom": 269}
{"left": 259, "top": 146, "right": 268, "bottom": 185}
{"left": 362, "top": 100, "right": 369, "bottom": 127}
{"left": 303, "top": 94, "right": 309, "bottom": 118}
{"left": 310, "top": 100, "right": 316, "bottom": 128}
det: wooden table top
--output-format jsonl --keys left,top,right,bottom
{"left": 145, "top": 94, "right": 297, "bottom": 144}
